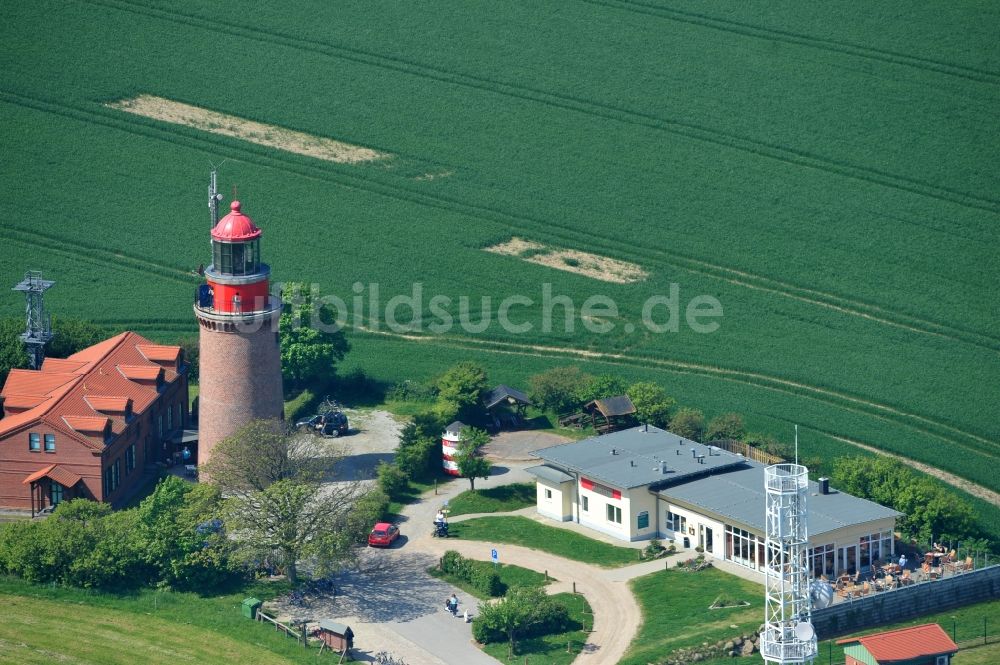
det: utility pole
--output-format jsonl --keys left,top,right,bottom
{"left": 12, "top": 271, "right": 55, "bottom": 370}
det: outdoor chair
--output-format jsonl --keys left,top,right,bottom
{"left": 884, "top": 575, "right": 897, "bottom": 590}
{"left": 901, "top": 569, "right": 913, "bottom": 585}
{"left": 963, "top": 556, "right": 974, "bottom": 572}
{"left": 861, "top": 582, "right": 871, "bottom": 596}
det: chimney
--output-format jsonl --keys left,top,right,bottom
{"left": 611, "top": 448, "right": 618, "bottom": 455}
{"left": 630, "top": 460, "right": 636, "bottom": 467}
{"left": 819, "top": 477, "right": 830, "bottom": 495}
{"left": 691, "top": 448, "right": 696, "bottom": 458}
{"left": 676, "top": 449, "right": 680, "bottom": 455}
{"left": 660, "top": 460, "right": 668, "bottom": 474}
{"left": 644, "top": 423, "right": 649, "bottom": 432}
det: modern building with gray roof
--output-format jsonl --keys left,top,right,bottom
{"left": 527, "top": 425, "right": 901, "bottom": 579}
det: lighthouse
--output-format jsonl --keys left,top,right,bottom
{"left": 194, "top": 199, "right": 284, "bottom": 472}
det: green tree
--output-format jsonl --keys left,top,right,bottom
{"left": 395, "top": 412, "right": 443, "bottom": 479}
{"left": 473, "top": 587, "right": 567, "bottom": 656}
{"left": 575, "top": 374, "right": 628, "bottom": 404}
{"left": 177, "top": 335, "right": 199, "bottom": 382}
{"left": 202, "top": 419, "right": 328, "bottom": 491}
{"left": 280, "top": 283, "right": 350, "bottom": 387}
{"left": 705, "top": 413, "right": 745, "bottom": 441}
{"left": 456, "top": 427, "right": 492, "bottom": 490}
{"left": 670, "top": 407, "right": 705, "bottom": 442}
{"left": 205, "top": 419, "right": 368, "bottom": 583}
{"left": 435, "top": 361, "right": 488, "bottom": 423}
{"left": 135, "top": 476, "right": 232, "bottom": 590}
{"left": 626, "top": 382, "right": 675, "bottom": 428}
{"left": 0, "top": 318, "right": 29, "bottom": 386}
{"left": 831, "top": 456, "right": 978, "bottom": 545}
{"left": 376, "top": 461, "right": 409, "bottom": 499}
{"left": 528, "top": 366, "right": 592, "bottom": 413}
{"left": 47, "top": 317, "right": 111, "bottom": 358}
{"left": 224, "top": 478, "right": 366, "bottom": 584}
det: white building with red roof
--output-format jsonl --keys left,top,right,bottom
{"left": 0, "top": 331, "right": 189, "bottom": 513}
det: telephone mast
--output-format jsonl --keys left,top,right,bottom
{"left": 12, "top": 270, "right": 55, "bottom": 370}
{"left": 761, "top": 463, "right": 817, "bottom": 664}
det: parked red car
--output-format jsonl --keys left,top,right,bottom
{"left": 368, "top": 522, "right": 400, "bottom": 548}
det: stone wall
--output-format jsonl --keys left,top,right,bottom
{"left": 813, "top": 565, "right": 1000, "bottom": 638}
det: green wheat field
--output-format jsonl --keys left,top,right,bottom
{"left": 1, "top": 2, "right": 997, "bottom": 530}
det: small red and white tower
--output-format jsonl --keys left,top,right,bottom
{"left": 194, "top": 199, "right": 283, "bottom": 472}
{"left": 442, "top": 421, "right": 464, "bottom": 476}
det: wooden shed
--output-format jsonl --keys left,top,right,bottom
{"left": 316, "top": 619, "right": 354, "bottom": 655}
{"left": 836, "top": 623, "right": 957, "bottom": 665}
{"left": 584, "top": 395, "right": 637, "bottom": 434}
{"left": 483, "top": 384, "right": 531, "bottom": 430}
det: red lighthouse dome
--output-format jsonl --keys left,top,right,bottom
{"left": 211, "top": 201, "right": 261, "bottom": 241}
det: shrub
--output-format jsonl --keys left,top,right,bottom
{"left": 441, "top": 550, "right": 466, "bottom": 575}
{"left": 376, "top": 461, "right": 409, "bottom": 499}
{"left": 528, "top": 366, "right": 592, "bottom": 414}
{"left": 349, "top": 488, "right": 390, "bottom": 541}
{"left": 468, "top": 565, "right": 504, "bottom": 597}
{"left": 706, "top": 412, "right": 745, "bottom": 441}
{"left": 670, "top": 407, "right": 705, "bottom": 442}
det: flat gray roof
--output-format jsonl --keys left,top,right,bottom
{"left": 657, "top": 461, "right": 902, "bottom": 538}
{"left": 533, "top": 425, "right": 746, "bottom": 489}
{"left": 525, "top": 464, "right": 574, "bottom": 484}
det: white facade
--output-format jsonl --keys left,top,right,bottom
{"left": 531, "top": 475, "right": 898, "bottom": 578}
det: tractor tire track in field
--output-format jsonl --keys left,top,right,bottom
{"left": 584, "top": 0, "right": 1000, "bottom": 86}
{"left": 0, "top": 225, "right": 199, "bottom": 286}
{"left": 4, "top": 86, "right": 999, "bottom": 358}
{"left": 83, "top": 0, "right": 1000, "bottom": 215}
{"left": 0, "top": 90, "right": 1000, "bottom": 360}
{"left": 354, "top": 326, "right": 1000, "bottom": 463}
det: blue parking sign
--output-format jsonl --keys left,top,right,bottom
{"left": 491, "top": 548, "right": 498, "bottom": 563}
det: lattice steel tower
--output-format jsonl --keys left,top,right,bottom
{"left": 12, "top": 271, "right": 55, "bottom": 370}
{"left": 761, "top": 463, "right": 817, "bottom": 664}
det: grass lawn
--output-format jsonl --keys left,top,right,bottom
{"left": 481, "top": 592, "right": 592, "bottom": 665}
{"left": 429, "top": 560, "right": 551, "bottom": 600}
{"left": 0, "top": 576, "right": 328, "bottom": 665}
{"left": 956, "top": 642, "right": 1000, "bottom": 664}
{"left": 448, "top": 516, "right": 639, "bottom": 568}
{"left": 447, "top": 483, "right": 536, "bottom": 517}
{"left": 620, "top": 567, "right": 763, "bottom": 665}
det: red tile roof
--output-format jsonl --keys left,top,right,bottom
{"left": 117, "top": 365, "right": 163, "bottom": 381}
{"left": 40, "top": 358, "right": 89, "bottom": 373}
{"left": 837, "top": 623, "right": 957, "bottom": 661}
{"left": 84, "top": 396, "right": 132, "bottom": 413}
{"left": 136, "top": 344, "right": 181, "bottom": 364}
{"left": 3, "top": 370, "right": 80, "bottom": 396}
{"left": 22, "top": 464, "right": 83, "bottom": 487}
{"left": 0, "top": 332, "right": 183, "bottom": 449}
{"left": 63, "top": 415, "right": 111, "bottom": 433}
{"left": 2, "top": 394, "right": 48, "bottom": 410}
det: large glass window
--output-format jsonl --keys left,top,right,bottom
{"left": 44, "top": 434, "right": 55, "bottom": 452}
{"left": 726, "top": 525, "right": 765, "bottom": 570}
{"left": 606, "top": 504, "right": 622, "bottom": 524}
{"left": 50, "top": 483, "right": 63, "bottom": 506}
{"left": 212, "top": 239, "right": 259, "bottom": 276}
{"left": 28, "top": 432, "right": 40, "bottom": 451}
{"left": 809, "top": 543, "right": 836, "bottom": 577}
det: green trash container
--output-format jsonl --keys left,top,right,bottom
{"left": 242, "top": 597, "right": 262, "bottom": 620}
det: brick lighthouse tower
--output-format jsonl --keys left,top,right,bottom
{"left": 194, "top": 198, "right": 283, "bottom": 471}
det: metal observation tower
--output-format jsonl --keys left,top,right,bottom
{"left": 761, "top": 463, "right": 817, "bottom": 664}
{"left": 12, "top": 271, "right": 55, "bottom": 370}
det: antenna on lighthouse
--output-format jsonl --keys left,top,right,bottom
{"left": 12, "top": 270, "right": 55, "bottom": 370}
{"left": 208, "top": 161, "right": 226, "bottom": 231}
